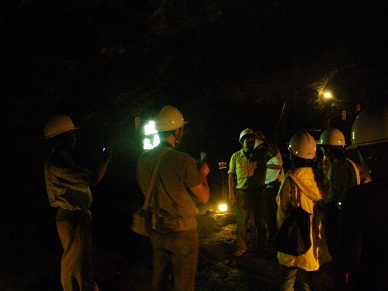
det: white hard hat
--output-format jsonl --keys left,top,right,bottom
{"left": 318, "top": 128, "right": 346, "bottom": 146}
{"left": 239, "top": 128, "right": 255, "bottom": 144}
{"left": 288, "top": 131, "right": 316, "bottom": 159}
{"left": 347, "top": 105, "right": 388, "bottom": 149}
{"left": 44, "top": 115, "right": 78, "bottom": 140}
{"left": 155, "top": 105, "right": 186, "bottom": 131}
{"left": 254, "top": 138, "right": 264, "bottom": 148}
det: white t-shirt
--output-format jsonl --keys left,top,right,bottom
{"left": 265, "top": 151, "right": 283, "bottom": 184}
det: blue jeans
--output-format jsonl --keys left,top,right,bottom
{"left": 279, "top": 265, "right": 311, "bottom": 291}
{"left": 150, "top": 229, "right": 199, "bottom": 291}
{"left": 56, "top": 209, "right": 98, "bottom": 291}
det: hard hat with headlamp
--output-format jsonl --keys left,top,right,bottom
{"left": 44, "top": 115, "right": 78, "bottom": 140}
{"left": 155, "top": 105, "right": 186, "bottom": 132}
{"left": 288, "top": 131, "right": 316, "bottom": 159}
{"left": 318, "top": 128, "right": 346, "bottom": 146}
{"left": 239, "top": 128, "right": 255, "bottom": 144}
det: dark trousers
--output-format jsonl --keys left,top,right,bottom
{"left": 264, "top": 180, "right": 281, "bottom": 240}
{"left": 235, "top": 188, "right": 273, "bottom": 252}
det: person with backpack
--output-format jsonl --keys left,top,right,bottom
{"left": 276, "top": 131, "right": 332, "bottom": 290}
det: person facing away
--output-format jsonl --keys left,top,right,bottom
{"left": 317, "top": 127, "right": 363, "bottom": 256}
{"left": 228, "top": 129, "right": 276, "bottom": 257}
{"left": 136, "top": 105, "right": 210, "bottom": 291}
{"left": 335, "top": 105, "right": 388, "bottom": 290}
{"left": 276, "top": 131, "right": 332, "bottom": 291}
{"left": 44, "top": 115, "right": 111, "bottom": 291}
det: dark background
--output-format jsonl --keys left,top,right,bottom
{"left": 1, "top": 0, "right": 387, "bottom": 288}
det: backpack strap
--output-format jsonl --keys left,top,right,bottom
{"left": 289, "top": 178, "right": 301, "bottom": 207}
{"left": 346, "top": 158, "right": 361, "bottom": 185}
{"left": 143, "top": 147, "right": 171, "bottom": 210}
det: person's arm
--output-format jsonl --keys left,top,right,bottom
{"left": 267, "top": 163, "right": 282, "bottom": 170}
{"left": 191, "top": 163, "right": 210, "bottom": 204}
{"left": 92, "top": 159, "right": 110, "bottom": 186}
{"left": 91, "top": 148, "right": 112, "bottom": 186}
{"left": 229, "top": 173, "right": 236, "bottom": 204}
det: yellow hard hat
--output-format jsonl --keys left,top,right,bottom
{"left": 44, "top": 115, "right": 78, "bottom": 140}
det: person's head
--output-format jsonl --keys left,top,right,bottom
{"left": 44, "top": 115, "right": 78, "bottom": 149}
{"left": 318, "top": 127, "right": 346, "bottom": 162}
{"left": 347, "top": 105, "right": 388, "bottom": 181}
{"left": 288, "top": 131, "right": 316, "bottom": 168}
{"left": 239, "top": 128, "right": 256, "bottom": 152}
{"left": 155, "top": 105, "right": 186, "bottom": 148}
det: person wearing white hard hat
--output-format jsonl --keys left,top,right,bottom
{"left": 44, "top": 115, "right": 111, "bottom": 291}
{"left": 276, "top": 131, "right": 332, "bottom": 290}
{"left": 136, "top": 105, "right": 210, "bottom": 291}
{"left": 317, "top": 128, "right": 364, "bottom": 258}
{"left": 228, "top": 128, "right": 276, "bottom": 257}
{"left": 335, "top": 105, "right": 388, "bottom": 290}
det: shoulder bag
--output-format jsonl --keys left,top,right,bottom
{"left": 273, "top": 179, "right": 312, "bottom": 256}
{"left": 131, "top": 148, "right": 170, "bottom": 236}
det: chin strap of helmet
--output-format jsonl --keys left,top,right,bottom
{"left": 173, "top": 127, "right": 184, "bottom": 147}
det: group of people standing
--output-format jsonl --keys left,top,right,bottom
{"left": 43, "top": 105, "right": 211, "bottom": 291}
{"left": 228, "top": 105, "right": 388, "bottom": 291}
{"left": 43, "top": 104, "right": 387, "bottom": 291}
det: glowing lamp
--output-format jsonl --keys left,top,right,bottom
{"left": 218, "top": 203, "right": 228, "bottom": 212}
{"left": 323, "top": 92, "right": 332, "bottom": 99}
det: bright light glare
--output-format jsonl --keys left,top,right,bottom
{"left": 323, "top": 92, "right": 332, "bottom": 99}
{"left": 143, "top": 138, "right": 153, "bottom": 150}
{"left": 144, "top": 121, "right": 158, "bottom": 135}
{"left": 143, "top": 121, "right": 160, "bottom": 150}
{"left": 153, "top": 134, "right": 160, "bottom": 147}
{"left": 218, "top": 203, "right": 228, "bottom": 212}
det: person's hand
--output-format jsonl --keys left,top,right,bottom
{"left": 200, "top": 163, "right": 210, "bottom": 177}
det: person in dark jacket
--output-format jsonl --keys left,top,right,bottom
{"left": 335, "top": 105, "right": 388, "bottom": 290}
{"left": 317, "top": 127, "right": 363, "bottom": 256}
